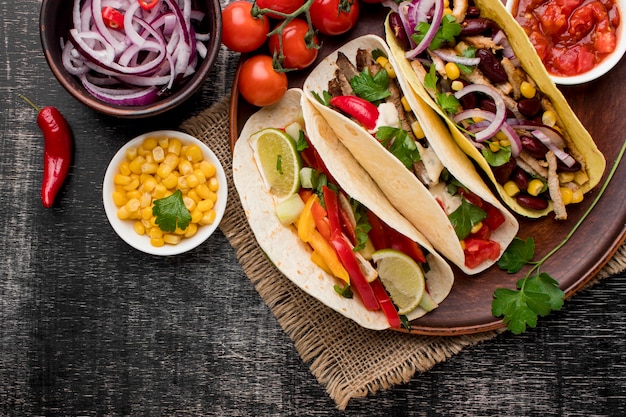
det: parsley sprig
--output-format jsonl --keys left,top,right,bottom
{"left": 152, "top": 189, "right": 192, "bottom": 233}
{"left": 492, "top": 140, "right": 626, "bottom": 334}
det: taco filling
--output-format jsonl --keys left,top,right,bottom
{"left": 384, "top": 0, "right": 601, "bottom": 220}
{"left": 310, "top": 45, "right": 513, "bottom": 271}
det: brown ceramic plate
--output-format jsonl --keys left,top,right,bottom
{"left": 229, "top": 4, "right": 626, "bottom": 336}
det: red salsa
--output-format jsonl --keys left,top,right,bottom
{"left": 512, "top": 0, "right": 621, "bottom": 76}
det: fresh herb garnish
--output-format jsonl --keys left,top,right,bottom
{"left": 334, "top": 283, "right": 353, "bottom": 298}
{"left": 449, "top": 198, "right": 487, "bottom": 240}
{"left": 424, "top": 64, "right": 460, "bottom": 114}
{"left": 350, "top": 200, "right": 372, "bottom": 252}
{"left": 376, "top": 126, "right": 421, "bottom": 169}
{"left": 311, "top": 90, "right": 332, "bottom": 106}
{"left": 457, "top": 46, "right": 477, "bottom": 74}
{"left": 413, "top": 14, "right": 462, "bottom": 51}
{"left": 295, "top": 130, "right": 309, "bottom": 152}
{"left": 481, "top": 143, "right": 512, "bottom": 167}
{"left": 350, "top": 67, "right": 390, "bottom": 103}
{"left": 493, "top": 140, "right": 626, "bottom": 334}
{"left": 152, "top": 189, "right": 191, "bottom": 232}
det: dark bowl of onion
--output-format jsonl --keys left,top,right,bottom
{"left": 40, "top": 0, "right": 222, "bottom": 118}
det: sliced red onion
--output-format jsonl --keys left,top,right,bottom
{"left": 431, "top": 48, "right": 481, "bottom": 66}
{"left": 397, "top": 2, "right": 417, "bottom": 49}
{"left": 454, "top": 84, "right": 506, "bottom": 141}
{"left": 405, "top": 0, "right": 444, "bottom": 59}
{"left": 80, "top": 74, "right": 160, "bottom": 105}
{"left": 531, "top": 130, "right": 577, "bottom": 167}
{"left": 506, "top": 119, "right": 566, "bottom": 148}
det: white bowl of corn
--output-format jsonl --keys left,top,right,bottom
{"left": 103, "top": 130, "right": 227, "bottom": 256}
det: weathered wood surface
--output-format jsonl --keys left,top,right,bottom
{"left": 1, "top": 1, "right": 625, "bottom": 415}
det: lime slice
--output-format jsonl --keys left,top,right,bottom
{"left": 371, "top": 249, "right": 426, "bottom": 315}
{"left": 250, "top": 128, "right": 302, "bottom": 200}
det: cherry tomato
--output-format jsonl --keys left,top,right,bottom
{"left": 238, "top": 55, "right": 288, "bottom": 107}
{"left": 222, "top": 1, "right": 269, "bottom": 53}
{"left": 255, "top": 0, "right": 305, "bottom": 19}
{"left": 268, "top": 19, "right": 320, "bottom": 70}
{"left": 310, "top": 0, "right": 360, "bottom": 36}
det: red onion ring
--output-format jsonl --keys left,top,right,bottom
{"left": 531, "top": 130, "right": 577, "bottom": 167}
{"left": 454, "top": 84, "right": 507, "bottom": 141}
{"left": 454, "top": 109, "right": 522, "bottom": 156}
{"left": 405, "top": 0, "right": 444, "bottom": 59}
{"left": 431, "top": 48, "right": 481, "bottom": 66}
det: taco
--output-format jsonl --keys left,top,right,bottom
{"left": 232, "top": 88, "right": 454, "bottom": 330}
{"left": 384, "top": 0, "right": 606, "bottom": 220}
{"left": 302, "top": 35, "right": 519, "bottom": 274}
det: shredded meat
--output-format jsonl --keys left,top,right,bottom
{"left": 461, "top": 35, "right": 503, "bottom": 51}
{"left": 546, "top": 151, "right": 567, "bottom": 220}
{"left": 518, "top": 150, "right": 548, "bottom": 178}
{"left": 335, "top": 51, "right": 360, "bottom": 81}
{"left": 451, "top": 0, "right": 468, "bottom": 22}
{"left": 501, "top": 57, "right": 525, "bottom": 100}
{"left": 427, "top": 50, "right": 447, "bottom": 78}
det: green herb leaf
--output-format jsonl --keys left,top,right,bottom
{"left": 424, "top": 64, "right": 438, "bottom": 91}
{"left": 351, "top": 200, "right": 372, "bottom": 252}
{"left": 376, "top": 126, "right": 421, "bottom": 169}
{"left": 334, "top": 283, "right": 353, "bottom": 298}
{"left": 350, "top": 67, "right": 390, "bottom": 103}
{"left": 481, "top": 143, "right": 512, "bottom": 167}
{"left": 522, "top": 273, "right": 564, "bottom": 311}
{"left": 295, "top": 130, "right": 308, "bottom": 152}
{"left": 498, "top": 237, "right": 535, "bottom": 273}
{"left": 311, "top": 90, "right": 332, "bottom": 106}
{"left": 437, "top": 92, "right": 461, "bottom": 114}
{"left": 412, "top": 15, "right": 462, "bottom": 51}
{"left": 457, "top": 46, "right": 477, "bottom": 74}
{"left": 448, "top": 198, "right": 486, "bottom": 240}
{"left": 152, "top": 189, "right": 192, "bottom": 232}
{"left": 492, "top": 286, "right": 551, "bottom": 334}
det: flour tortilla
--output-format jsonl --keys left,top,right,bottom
{"left": 232, "top": 88, "right": 454, "bottom": 330}
{"left": 302, "top": 35, "right": 519, "bottom": 274}
{"left": 384, "top": 0, "right": 606, "bottom": 218}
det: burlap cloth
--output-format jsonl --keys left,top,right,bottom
{"left": 180, "top": 97, "right": 626, "bottom": 410}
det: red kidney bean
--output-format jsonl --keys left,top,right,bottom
{"left": 516, "top": 194, "right": 549, "bottom": 210}
{"left": 480, "top": 98, "right": 515, "bottom": 118}
{"left": 476, "top": 49, "right": 508, "bottom": 84}
{"left": 492, "top": 157, "right": 516, "bottom": 184}
{"left": 520, "top": 135, "right": 549, "bottom": 159}
{"left": 466, "top": 6, "right": 482, "bottom": 18}
{"left": 517, "top": 97, "right": 542, "bottom": 117}
{"left": 557, "top": 157, "right": 582, "bottom": 172}
{"left": 388, "top": 12, "right": 411, "bottom": 51}
{"left": 511, "top": 167, "right": 529, "bottom": 191}
{"left": 460, "top": 18, "right": 494, "bottom": 36}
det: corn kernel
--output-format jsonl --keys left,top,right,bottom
{"left": 489, "top": 142, "right": 501, "bottom": 153}
{"left": 192, "top": 169, "right": 206, "bottom": 185}
{"left": 494, "top": 130, "right": 508, "bottom": 141}
{"left": 156, "top": 164, "right": 172, "bottom": 180}
{"left": 150, "top": 238, "right": 165, "bottom": 247}
{"left": 499, "top": 139, "right": 511, "bottom": 148}
{"left": 207, "top": 191, "right": 218, "bottom": 203}
{"left": 114, "top": 174, "right": 131, "bottom": 186}
{"left": 125, "top": 198, "right": 141, "bottom": 213}
{"left": 152, "top": 146, "right": 165, "bottom": 163}
{"left": 411, "top": 120, "right": 425, "bottom": 140}
{"left": 183, "top": 196, "right": 196, "bottom": 211}
{"left": 141, "top": 207, "right": 153, "bottom": 220}
{"left": 451, "top": 80, "right": 465, "bottom": 91}
{"left": 184, "top": 223, "right": 198, "bottom": 238}
{"left": 459, "top": 240, "right": 466, "bottom": 250}
{"left": 184, "top": 145, "right": 204, "bottom": 163}
{"left": 123, "top": 178, "right": 139, "bottom": 192}
{"left": 149, "top": 227, "right": 163, "bottom": 239}
{"left": 134, "top": 221, "right": 146, "bottom": 235}
{"left": 177, "top": 176, "right": 189, "bottom": 191}
{"left": 163, "top": 153, "right": 179, "bottom": 169}
{"left": 470, "top": 222, "right": 483, "bottom": 235}
{"left": 190, "top": 209, "right": 203, "bottom": 224}
{"left": 542, "top": 110, "right": 557, "bottom": 127}
{"left": 527, "top": 178, "right": 545, "bottom": 196}
{"left": 126, "top": 190, "right": 141, "bottom": 200}
{"left": 125, "top": 147, "right": 138, "bottom": 161}
{"left": 119, "top": 160, "right": 131, "bottom": 176}
{"left": 443, "top": 0, "right": 450, "bottom": 7}
{"left": 558, "top": 171, "right": 576, "bottom": 183}
{"left": 179, "top": 160, "right": 193, "bottom": 176}
{"left": 141, "top": 162, "right": 158, "bottom": 174}
{"left": 129, "top": 156, "right": 145, "bottom": 175}
{"left": 140, "top": 192, "right": 152, "bottom": 208}
{"left": 560, "top": 187, "right": 574, "bottom": 205}
{"left": 503, "top": 181, "right": 520, "bottom": 197}
{"left": 157, "top": 136, "right": 169, "bottom": 148}
{"left": 197, "top": 199, "right": 214, "bottom": 212}
{"left": 198, "top": 160, "right": 216, "bottom": 178}
{"left": 112, "top": 191, "right": 128, "bottom": 207}
{"left": 208, "top": 177, "right": 219, "bottom": 192}
{"left": 162, "top": 172, "right": 179, "bottom": 189}
{"left": 574, "top": 171, "right": 589, "bottom": 185}
{"left": 186, "top": 173, "right": 200, "bottom": 188}
{"left": 571, "top": 189, "right": 584, "bottom": 203}
{"left": 444, "top": 62, "right": 460, "bottom": 80}
{"left": 117, "top": 206, "right": 131, "bottom": 220}
{"left": 443, "top": 7, "right": 453, "bottom": 15}
{"left": 142, "top": 137, "right": 158, "bottom": 151}
{"left": 168, "top": 138, "right": 182, "bottom": 155}
{"left": 152, "top": 183, "right": 168, "bottom": 199}
{"left": 200, "top": 210, "right": 217, "bottom": 225}
{"left": 375, "top": 56, "right": 396, "bottom": 78}
{"left": 520, "top": 81, "right": 536, "bottom": 99}
{"left": 140, "top": 176, "right": 157, "bottom": 193}
{"left": 195, "top": 184, "right": 211, "bottom": 200}
{"left": 187, "top": 189, "right": 200, "bottom": 203}
{"left": 163, "top": 234, "right": 182, "bottom": 245}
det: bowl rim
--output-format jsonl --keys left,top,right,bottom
{"left": 39, "top": 0, "right": 222, "bottom": 118}
{"left": 102, "top": 130, "right": 228, "bottom": 256}
{"left": 505, "top": 0, "right": 625, "bottom": 85}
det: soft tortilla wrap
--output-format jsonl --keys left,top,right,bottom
{"left": 232, "top": 88, "right": 454, "bottom": 330}
{"left": 384, "top": 0, "right": 606, "bottom": 218}
{"left": 302, "top": 35, "right": 519, "bottom": 274}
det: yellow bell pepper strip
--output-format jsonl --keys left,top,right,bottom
{"left": 297, "top": 194, "right": 319, "bottom": 243}
{"left": 330, "top": 234, "right": 380, "bottom": 311}
{"left": 310, "top": 250, "right": 333, "bottom": 275}
{"left": 308, "top": 230, "right": 350, "bottom": 284}
{"left": 370, "top": 279, "right": 402, "bottom": 328}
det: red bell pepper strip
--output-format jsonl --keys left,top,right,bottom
{"left": 330, "top": 234, "right": 380, "bottom": 311}
{"left": 338, "top": 205, "right": 357, "bottom": 246}
{"left": 322, "top": 186, "right": 342, "bottom": 237}
{"left": 329, "top": 96, "right": 380, "bottom": 131}
{"left": 365, "top": 210, "right": 389, "bottom": 250}
{"left": 138, "top": 0, "right": 160, "bottom": 11}
{"left": 370, "top": 279, "right": 402, "bottom": 328}
{"left": 19, "top": 94, "right": 73, "bottom": 209}
{"left": 102, "top": 6, "right": 125, "bottom": 30}
{"left": 378, "top": 217, "right": 427, "bottom": 264}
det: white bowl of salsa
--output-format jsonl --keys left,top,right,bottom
{"left": 507, "top": 0, "right": 625, "bottom": 85}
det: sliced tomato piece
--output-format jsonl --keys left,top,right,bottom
{"left": 482, "top": 202, "right": 505, "bottom": 231}
{"left": 464, "top": 239, "right": 501, "bottom": 269}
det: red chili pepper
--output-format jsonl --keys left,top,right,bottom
{"left": 329, "top": 95, "right": 379, "bottom": 131}
{"left": 19, "top": 94, "right": 73, "bottom": 208}
{"left": 330, "top": 234, "right": 380, "bottom": 311}
{"left": 102, "top": 6, "right": 125, "bottom": 30}
{"left": 138, "top": 0, "right": 160, "bottom": 11}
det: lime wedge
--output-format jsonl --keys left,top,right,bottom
{"left": 371, "top": 249, "right": 426, "bottom": 315}
{"left": 250, "top": 128, "right": 302, "bottom": 200}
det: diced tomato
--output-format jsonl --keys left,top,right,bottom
{"left": 469, "top": 223, "right": 492, "bottom": 241}
{"left": 594, "top": 29, "right": 617, "bottom": 53}
{"left": 370, "top": 279, "right": 402, "bottom": 328}
{"left": 529, "top": 31, "right": 551, "bottom": 60}
{"left": 537, "top": 3, "right": 568, "bottom": 36}
{"left": 568, "top": 5, "right": 595, "bottom": 40}
{"left": 482, "top": 202, "right": 505, "bottom": 231}
{"left": 464, "top": 239, "right": 501, "bottom": 269}
{"left": 552, "top": 45, "right": 595, "bottom": 75}
{"left": 458, "top": 188, "right": 483, "bottom": 208}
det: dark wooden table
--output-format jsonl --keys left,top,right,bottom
{"left": 1, "top": 1, "right": 625, "bottom": 415}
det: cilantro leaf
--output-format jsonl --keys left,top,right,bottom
{"left": 492, "top": 287, "right": 551, "bottom": 334}
{"left": 424, "top": 64, "right": 438, "bottom": 91}
{"left": 350, "top": 67, "right": 390, "bottom": 103}
{"left": 448, "top": 199, "right": 487, "bottom": 240}
{"left": 457, "top": 46, "right": 477, "bottom": 74}
{"left": 412, "top": 15, "right": 462, "bottom": 51}
{"left": 311, "top": 90, "right": 331, "bottom": 106}
{"left": 481, "top": 143, "right": 512, "bottom": 167}
{"left": 437, "top": 92, "right": 461, "bottom": 114}
{"left": 351, "top": 200, "right": 372, "bottom": 252}
{"left": 376, "top": 126, "right": 421, "bottom": 169}
{"left": 498, "top": 237, "right": 535, "bottom": 273}
{"left": 152, "top": 189, "right": 192, "bottom": 232}
{"left": 522, "top": 272, "right": 565, "bottom": 311}
{"left": 334, "top": 283, "right": 353, "bottom": 298}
